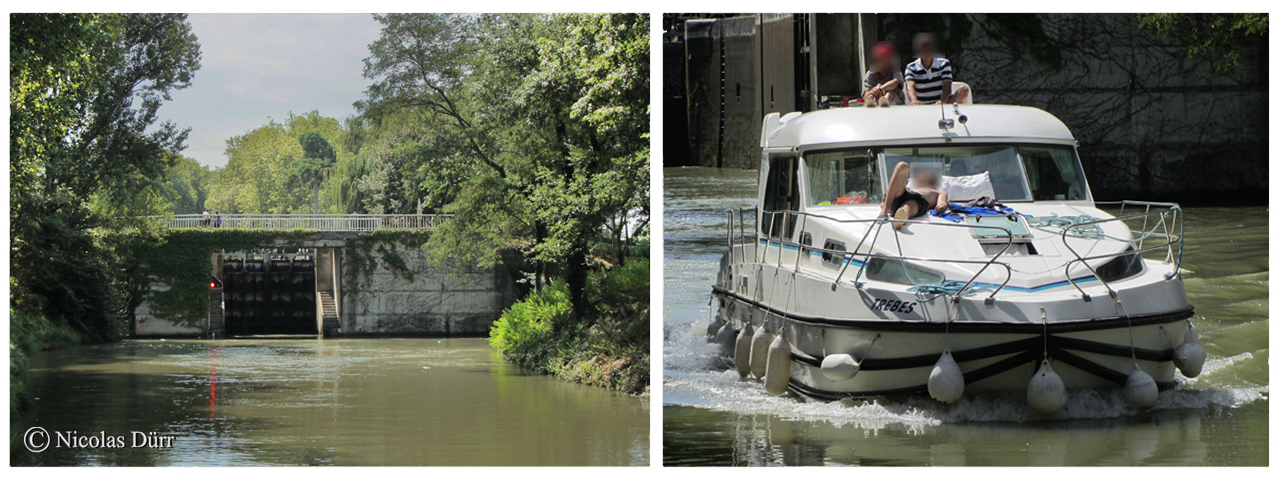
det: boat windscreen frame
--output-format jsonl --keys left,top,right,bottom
{"left": 796, "top": 141, "right": 1093, "bottom": 209}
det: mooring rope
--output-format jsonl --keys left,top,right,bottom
{"left": 908, "top": 280, "right": 992, "bottom": 303}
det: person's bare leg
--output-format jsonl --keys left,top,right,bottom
{"left": 892, "top": 200, "right": 919, "bottom": 231}
{"left": 953, "top": 85, "right": 970, "bottom": 104}
{"left": 880, "top": 162, "right": 911, "bottom": 216}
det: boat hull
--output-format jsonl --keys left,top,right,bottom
{"left": 712, "top": 287, "right": 1194, "bottom": 400}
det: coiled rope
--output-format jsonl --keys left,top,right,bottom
{"left": 908, "top": 280, "right": 992, "bottom": 303}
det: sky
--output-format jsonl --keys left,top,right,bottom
{"left": 157, "top": 14, "right": 384, "bottom": 168}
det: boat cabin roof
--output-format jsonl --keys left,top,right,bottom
{"left": 761, "top": 104, "right": 1077, "bottom": 150}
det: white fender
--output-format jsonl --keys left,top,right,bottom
{"left": 1027, "top": 360, "right": 1067, "bottom": 416}
{"left": 1123, "top": 363, "right": 1159, "bottom": 408}
{"left": 734, "top": 323, "right": 754, "bottom": 377}
{"left": 714, "top": 323, "right": 737, "bottom": 357}
{"left": 820, "top": 354, "right": 860, "bottom": 382}
{"left": 749, "top": 327, "right": 774, "bottom": 379}
{"left": 927, "top": 350, "right": 965, "bottom": 403}
{"left": 1173, "top": 322, "right": 1205, "bottom": 378}
{"left": 706, "top": 317, "right": 725, "bottom": 341}
{"left": 764, "top": 333, "right": 792, "bottom": 396}
{"left": 1174, "top": 342, "right": 1206, "bottom": 378}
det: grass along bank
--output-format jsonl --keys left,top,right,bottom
{"left": 489, "top": 259, "right": 649, "bottom": 395}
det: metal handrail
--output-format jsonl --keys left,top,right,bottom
{"left": 154, "top": 214, "right": 452, "bottom": 231}
{"left": 1060, "top": 201, "right": 1184, "bottom": 300}
{"left": 746, "top": 208, "right": 1017, "bottom": 303}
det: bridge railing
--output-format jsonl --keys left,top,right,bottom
{"left": 161, "top": 214, "right": 452, "bottom": 231}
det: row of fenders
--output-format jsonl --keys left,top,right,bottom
{"left": 221, "top": 253, "right": 317, "bottom": 335}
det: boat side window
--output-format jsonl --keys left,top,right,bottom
{"left": 821, "top": 239, "right": 847, "bottom": 268}
{"left": 865, "top": 258, "right": 945, "bottom": 285}
{"left": 1019, "top": 145, "right": 1089, "bottom": 201}
{"left": 805, "top": 150, "right": 881, "bottom": 206}
{"left": 761, "top": 155, "right": 800, "bottom": 239}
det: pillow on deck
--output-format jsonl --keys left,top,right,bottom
{"left": 941, "top": 171, "right": 995, "bottom": 201}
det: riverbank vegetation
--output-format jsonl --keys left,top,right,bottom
{"left": 11, "top": 12, "right": 650, "bottom": 410}
{"left": 491, "top": 259, "right": 650, "bottom": 395}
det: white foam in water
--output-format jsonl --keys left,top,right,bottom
{"left": 665, "top": 319, "right": 1268, "bottom": 432}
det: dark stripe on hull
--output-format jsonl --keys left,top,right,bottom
{"left": 790, "top": 334, "right": 1175, "bottom": 371}
{"left": 712, "top": 285, "right": 1195, "bottom": 334}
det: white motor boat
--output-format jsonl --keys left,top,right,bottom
{"left": 707, "top": 103, "right": 1201, "bottom": 415}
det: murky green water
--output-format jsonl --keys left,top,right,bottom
{"left": 14, "top": 338, "right": 649, "bottom": 466}
{"left": 662, "top": 167, "right": 1268, "bottom": 466}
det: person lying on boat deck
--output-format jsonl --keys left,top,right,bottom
{"left": 903, "top": 33, "right": 969, "bottom": 105}
{"left": 880, "top": 162, "right": 948, "bottom": 228}
{"left": 862, "top": 41, "right": 904, "bottom": 107}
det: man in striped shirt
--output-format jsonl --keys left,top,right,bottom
{"left": 903, "top": 33, "right": 969, "bottom": 105}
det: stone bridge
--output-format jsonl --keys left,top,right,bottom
{"left": 134, "top": 214, "right": 519, "bottom": 339}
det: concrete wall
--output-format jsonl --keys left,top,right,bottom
{"left": 131, "top": 234, "right": 519, "bottom": 338}
{"left": 924, "top": 13, "right": 1268, "bottom": 202}
{"left": 337, "top": 242, "right": 518, "bottom": 336}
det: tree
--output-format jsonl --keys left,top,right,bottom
{"left": 287, "top": 131, "right": 337, "bottom": 214}
{"left": 9, "top": 13, "right": 201, "bottom": 340}
{"left": 208, "top": 112, "right": 342, "bottom": 214}
{"left": 358, "top": 13, "right": 650, "bottom": 322}
{"left": 161, "top": 156, "right": 213, "bottom": 214}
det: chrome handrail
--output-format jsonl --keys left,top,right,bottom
{"left": 1060, "top": 201, "right": 1184, "bottom": 300}
{"left": 748, "top": 208, "right": 1017, "bottom": 303}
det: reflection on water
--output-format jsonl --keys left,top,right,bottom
{"left": 665, "top": 403, "right": 1267, "bottom": 466}
{"left": 662, "top": 167, "right": 1268, "bottom": 466}
{"left": 15, "top": 338, "right": 648, "bottom": 466}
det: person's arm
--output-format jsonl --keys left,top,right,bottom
{"left": 905, "top": 79, "right": 919, "bottom": 104}
{"left": 881, "top": 78, "right": 900, "bottom": 92}
{"left": 935, "top": 190, "right": 949, "bottom": 211}
{"left": 938, "top": 60, "right": 954, "bottom": 104}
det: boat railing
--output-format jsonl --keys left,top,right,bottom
{"left": 1061, "top": 201, "right": 1184, "bottom": 300}
{"left": 154, "top": 214, "right": 451, "bottom": 231}
{"left": 729, "top": 208, "right": 1017, "bottom": 303}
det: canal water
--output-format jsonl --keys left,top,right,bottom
{"left": 662, "top": 167, "right": 1268, "bottom": 466}
{"left": 14, "top": 338, "right": 649, "bottom": 466}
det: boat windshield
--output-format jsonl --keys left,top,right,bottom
{"left": 804, "top": 144, "right": 1088, "bottom": 206}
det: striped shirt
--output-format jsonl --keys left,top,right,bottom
{"left": 904, "top": 57, "right": 952, "bottom": 103}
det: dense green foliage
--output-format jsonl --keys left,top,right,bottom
{"left": 207, "top": 111, "right": 343, "bottom": 214}
{"left": 10, "top": 13, "right": 202, "bottom": 425}
{"left": 11, "top": 13, "right": 202, "bottom": 341}
{"left": 1140, "top": 13, "right": 1268, "bottom": 74}
{"left": 490, "top": 259, "right": 650, "bottom": 394}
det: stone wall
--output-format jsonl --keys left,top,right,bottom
{"left": 338, "top": 242, "right": 518, "bottom": 336}
{"left": 882, "top": 13, "right": 1268, "bottom": 203}
{"left": 666, "top": 13, "right": 1268, "bottom": 203}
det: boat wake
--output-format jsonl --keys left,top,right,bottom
{"left": 664, "top": 318, "right": 1267, "bottom": 432}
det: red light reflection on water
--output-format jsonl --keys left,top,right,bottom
{"left": 209, "top": 345, "right": 219, "bottom": 422}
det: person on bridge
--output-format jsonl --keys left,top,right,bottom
{"left": 214, "top": 211, "right": 222, "bottom": 229}
{"left": 903, "top": 33, "right": 969, "bottom": 105}
{"left": 862, "top": 41, "right": 904, "bottom": 107}
{"left": 201, "top": 209, "right": 210, "bottom": 228}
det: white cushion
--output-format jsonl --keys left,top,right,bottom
{"left": 941, "top": 171, "right": 995, "bottom": 201}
